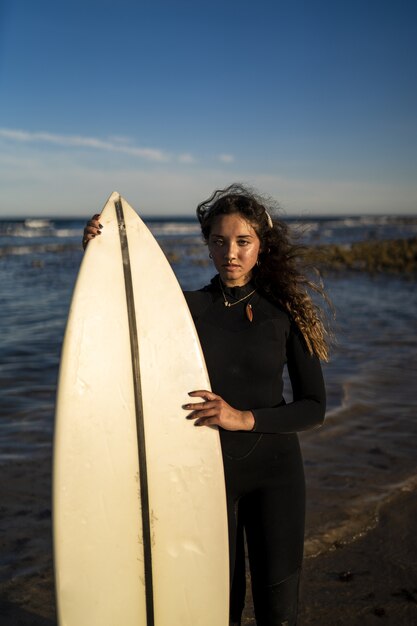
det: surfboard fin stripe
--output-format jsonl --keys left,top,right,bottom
{"left": 115, "top": 197, "right": 155, "bottom": 626}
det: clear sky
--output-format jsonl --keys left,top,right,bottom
{"left": 0, "top": 0, "right": 416, "bottom": 216}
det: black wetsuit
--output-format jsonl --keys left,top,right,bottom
{"left": 185, "top": 278, "right": 326, "bottom": 626}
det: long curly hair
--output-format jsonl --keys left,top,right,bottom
{"left": 197, "top": 183, "right": 332, "bottom": 361}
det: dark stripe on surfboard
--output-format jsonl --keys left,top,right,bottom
{"left": 115, "top": 197, "right": 155, "bottom": 626}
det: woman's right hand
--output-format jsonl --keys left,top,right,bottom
{"left": 82, "top": 214, "right": 103, "bottom": 250}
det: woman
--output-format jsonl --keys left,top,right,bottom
{"left": 83, "top": 184, "right": 328, "bottom": 626}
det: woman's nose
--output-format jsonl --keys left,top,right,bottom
{"left": 224, "top": 243, "right": 237, "bottom": 260}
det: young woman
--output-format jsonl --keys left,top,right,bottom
{"left": 83, "top": 184, "right": 328, "bottom": 626}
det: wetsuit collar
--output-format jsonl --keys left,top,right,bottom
{"left": 211, "top": 275, "right": 256, "bottom": 300}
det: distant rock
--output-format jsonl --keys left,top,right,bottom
{"left": 305, "top": 237, "right": 417, "bottom": 274}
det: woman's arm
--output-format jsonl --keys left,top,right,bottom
{"left": 251, "top": 327, "right": 326, "bottom": 434}
{"left": 184, "top": 324, "right": 326, "bottom": 434}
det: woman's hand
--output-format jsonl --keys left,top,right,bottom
{"left": 184, "top": 390, "right": 255, "bottom": 431}
{"left": 82, "top": 214, "right": 103, "bottom": 250}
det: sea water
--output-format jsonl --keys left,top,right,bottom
{"left": 0, "top": 214, "right": 416, "bottom": 555}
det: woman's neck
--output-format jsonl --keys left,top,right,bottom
{"left": 220, "top": 274, "right": 253, "bottom": 288}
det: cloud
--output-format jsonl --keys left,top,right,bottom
{"left": 1, "top": 148, "right": 416, "bottom": 217}
{"left": 0, "top": 127, "right": 175, "bottom": 162}
{"left": 1, "top": 132, "right": 416, "bottom": 216}
{"left": 178, "top": 153, "right": 196, "bottom": 164}
{"left": 0, "top": 127, "right": 236, "bottom": 168}
{"left": 218, "top": 154, "right": 235, "bottom": 163}
{"left": 251, "top": 173, "right": 417, "bottom": 215}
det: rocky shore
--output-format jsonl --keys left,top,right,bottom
{"left": 304, "top": 236, "right": 417, "bottom": 274}
{"left": 161, "top": 236, "right": 417, "bottom": 277}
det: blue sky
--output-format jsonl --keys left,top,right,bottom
{"left": 0, "top": 0, "right": 416, "bottom": 216}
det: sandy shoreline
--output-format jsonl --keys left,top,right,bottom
{"left": 242, "top": 485, "right": 417, "bottom": 625}
{"left": 298, "top": 483, "right": 417, "bottom": 625}
{"left": 0, "top": 455, "right": 416, "bottom": 626}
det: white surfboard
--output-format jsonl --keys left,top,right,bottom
{"left": 53, "top": 192, "right": 229, "bottom": 626}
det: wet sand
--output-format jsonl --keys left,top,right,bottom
{"left": 1, "top": 455, "right": 416, "bottom": 625}
{"left": 242, "top": 486, "right": 417, "bottom": 625}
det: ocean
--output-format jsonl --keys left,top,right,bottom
{"left": 1, "top": 213, "right": 417, "bottom": 559}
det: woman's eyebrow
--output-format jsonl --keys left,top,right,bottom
{"left": 210, "top": 233, "right": 254, "bottom": 238}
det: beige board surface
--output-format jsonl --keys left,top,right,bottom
{"left": 53, "top": 192, "right": 229, "bottom": 625}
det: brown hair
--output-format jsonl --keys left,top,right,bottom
{"left": 197, "top": 183, "right": 332, "bottom": 361}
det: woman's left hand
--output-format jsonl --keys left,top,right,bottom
{"left": 184, "top": 390, "right": 255, "bottom": 431}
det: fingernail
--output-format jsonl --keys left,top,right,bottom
{"left": 97, "top": 230, "right": 102, "bottom": 235}
{"left": 194, "top": 421, "right": 202, "bottom": 427}
{"left": 99, "top": 223, "right": 103, "bottom": 229}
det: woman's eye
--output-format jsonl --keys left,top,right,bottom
{"left": 213, "top": 239, "right": 223, "bottom": 246}
{"left": 238, "top": 240, "right": 249, "bottom": 246}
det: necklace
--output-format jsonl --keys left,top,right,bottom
{"left": 219, "top": 280, "right": 256, "bottom": 322}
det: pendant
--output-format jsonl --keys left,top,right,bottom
{"left": 246, "top": 303, "right": 253, "bottom": 322}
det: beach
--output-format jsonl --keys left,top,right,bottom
{"left": 1, "top": 215, "right": 417, "bottom": 625}
{"left": 1, "top": 456, "right": 416, "bottom": 625}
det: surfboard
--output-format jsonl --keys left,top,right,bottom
{"left": 53, "top": 192, "right": 229, "bottom": 626}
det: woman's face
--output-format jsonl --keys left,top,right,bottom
{"left": 207, "top": 213, "right": 261, "bottom": 287}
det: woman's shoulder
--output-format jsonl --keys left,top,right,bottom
{"left": 257, "top": 292, "right": 290, "bottom": 323}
